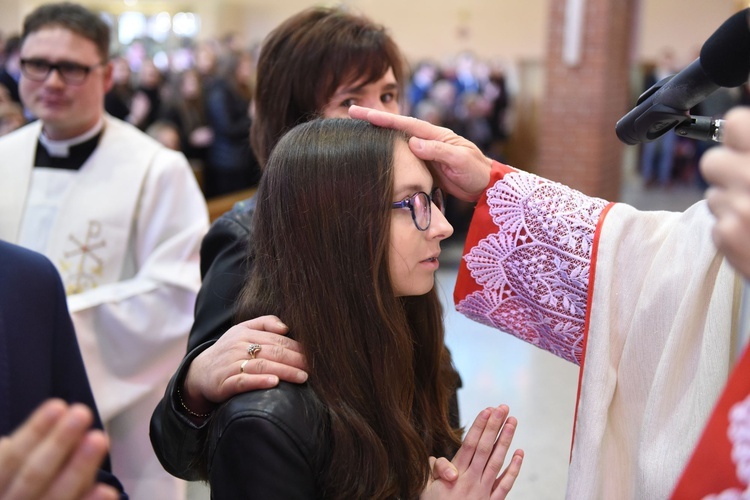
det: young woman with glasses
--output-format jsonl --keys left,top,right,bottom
{"left": 150, "top": 6, "right": 466, "bottom": 481}
{"left": 202, "top": 118, "right": 523, "bottom": 499}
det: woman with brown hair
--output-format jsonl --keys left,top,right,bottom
{"left": 161, "top": 68, "right": 214, "bottom": 173}
{"left": 204, "top": 118, "right": 522, "bottom": 498}
{"left": 150, "top": 6, "right": 461, "bottom": 481}
{"left": 249, "top": 6, "right": 403, "bottom": 166}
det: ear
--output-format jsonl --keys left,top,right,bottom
{"left": 102, "top": 60, "right": 114, "bottom": 93}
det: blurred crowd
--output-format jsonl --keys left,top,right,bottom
{"left": 5, "top": 30, "right": 750, "bottom": 200}
{"left": 0, "top": 32, "right": 516, "bottom": 204}
{"left": 405, "top": 52, "right": 514, "bottom": 162}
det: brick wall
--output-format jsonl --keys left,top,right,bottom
{"left": 536, "top": 0, "right": 638, "bottom": 201}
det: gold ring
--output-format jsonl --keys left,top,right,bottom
{"left": 240, "top": 359, "right": 249, "bottom": 374}
{"left": 247, "top": 343, "right": 262, "bottom": 359}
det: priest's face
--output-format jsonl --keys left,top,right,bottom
{"left": 19, "top": 27, "right": 113, "bottom": 140}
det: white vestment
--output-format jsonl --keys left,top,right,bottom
{"left": 455, "top": 163, "right": 739, "bottom": 499}
{"left": 0, "top": 116, "right": 209, "bottom": 500}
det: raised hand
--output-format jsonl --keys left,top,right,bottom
{"left": 421, "top": 405, "right": 524, "bottom": 500}
{"left": 0, "top": 399, "right": 119, "bottom": 500}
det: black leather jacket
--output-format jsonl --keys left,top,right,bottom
{"left": 208, "top": 382, "right": 329, "bottom": 499}
{"left": 149, "top": 196, "right": 462, "bottom": 481}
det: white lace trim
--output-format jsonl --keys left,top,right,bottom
{"left": 456, "top": 171, "right": 608, "bottom": 365}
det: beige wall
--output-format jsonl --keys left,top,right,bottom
{"left": 638, "top": 0, "right": 743, "bottom": 64}
{"left": 0, "top": 0, "right": 744, "bottom": 66}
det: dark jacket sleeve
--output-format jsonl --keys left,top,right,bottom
{"left": 208, "top": 383, "right": 324, "bottom": 499}
{"left": 0, "top": 241, "right": 126, "bottom": 498}
{"left": 188, "top": 202, "right": 254, "bottom": 351}
{"left": 150, "top": 199, "right": 255, "bottom": 480}
{"left": 149, "top": 340, "right": 213, "bottom": 480}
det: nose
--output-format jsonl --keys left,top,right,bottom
{"left": 429, "top": 203, "right": 453, "bottom": 240}
{"left": 43, "top": 67, "right": 66, "bottom": 87}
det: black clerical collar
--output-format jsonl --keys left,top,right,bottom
{"left": 35, "top": 121, "right": 104, "bottom": 171}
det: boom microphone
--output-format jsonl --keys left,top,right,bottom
{"left": 616, "top": 8, "right": 750, "bottom": 145}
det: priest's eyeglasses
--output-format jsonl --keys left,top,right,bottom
{"left": 20, "top": 58, "right": 106, "bottom": 85}
{"left": 391, "top": 187, "right": 445, "bottom": 231}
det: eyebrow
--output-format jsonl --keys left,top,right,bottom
{"left": 394, "top": 182, "right": 433, "bottom": 199}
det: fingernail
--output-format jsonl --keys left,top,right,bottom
{"left": 276, "top": 320, "right": 287, "bottom": 329}
{"left": 65, "top": 411, "right": 89, "bottom": 432}
{"left": 267, "top": 375, "right": 279, "bottom": 385}
{"left": 446, "top": 467, "right": 458, "bottom": 480}
{"left": 81, "top": 434, "right": 104, "bottom": 458}
{"left": 42, "top": 400, "right": 66, "bottom": 420}
{"left": 297, "top": 371, "right": 308, "bottom": 383}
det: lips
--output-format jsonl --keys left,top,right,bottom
{"left": 420, "top": 252, "right": 440, "bottom": 264}
{"left": 39, "top": 97, "right": 67, "bottom": 107}
{"left": 36, "top": 92, "right": 67, "bottom": 106}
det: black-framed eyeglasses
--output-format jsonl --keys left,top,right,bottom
{"left": 20, "top": 58, "right": 106, "bottom": 85}
{"left": 391, "top": 187, "right": 445, "bottom": 231}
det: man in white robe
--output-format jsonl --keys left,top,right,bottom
{"left": 0, "top": 4, "right": 208, "bottom": 498}
{"left": 348, "top": 105, "right": 743, "bottom": 499}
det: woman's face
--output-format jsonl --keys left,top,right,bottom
{"left": 235, "top": 54, "right": 253, "bottom": 82}
{"left": 181, "top": 71, "right": 200, "bottom": 98}
{"left": 112, "top": 58, "right": 131, "bottom": 85}
{"left": 389, "top": 140, "right": 453, "bottom": 297}
{"left": 321, "top": 67, "right": 400, "bottom": 118}
{"left": 139, "top": 60, "right": 161, "bottom": 88}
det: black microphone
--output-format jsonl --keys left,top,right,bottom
{"left": 616, "top": 8, "right": 750, "bottom": 145}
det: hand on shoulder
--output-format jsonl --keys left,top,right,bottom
{"left": 180, "top": 316, "right": 308, "bottom": 420}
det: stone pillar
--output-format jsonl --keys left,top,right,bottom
{"left": 536, "top": 0, "right": 639, "bottom": 200}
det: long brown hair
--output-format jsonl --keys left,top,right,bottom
{"left": 250, "top": 6, "right": 405, "bottom": 167}
{"left": 239, "top": 118, "right": 460, "bottom": 499}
